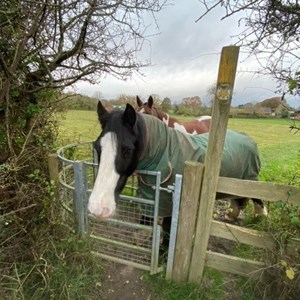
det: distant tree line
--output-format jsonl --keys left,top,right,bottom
{"left": 63, "top": 93, "right": 212, "bottom": 116}
{"left": 64, "top": 92, "right": 294, "bottom": 119}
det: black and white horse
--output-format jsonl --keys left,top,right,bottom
{"left": 88, "top": 102, "right": 267, "bottom": 225}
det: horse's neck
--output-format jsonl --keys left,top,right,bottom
{"left": 137, "top": 114, "right": 169, "bottom": 168}
{"left": 167, "top": 115, "right": 181, "bottom": 128}
{"left": 157, "top": 110, "right": 170, "bottom": 126}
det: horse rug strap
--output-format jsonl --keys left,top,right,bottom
{"left": 137, "top": 114, "right": 260, "bottom": 218}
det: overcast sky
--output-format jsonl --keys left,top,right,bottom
{"left": 71, "top": 1, "right": 299, "bottom": 108}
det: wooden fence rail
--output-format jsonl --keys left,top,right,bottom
{"left": 218, "top": 177, "right": 300, "bottom": 205}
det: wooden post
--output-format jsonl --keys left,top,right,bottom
{"left": 48, "top": 153, "right": 59, "bottom": 194}
{"left": 48, "top": 153, "right": 60, "bottom": 220}
{"left": 188, "top": 46, "right": 240, "bottom": 283}
{"left": 172, "top": 161, "right": 204, "bottom": 282}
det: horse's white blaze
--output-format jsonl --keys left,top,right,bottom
{"left": 197, "top": 115, "right": 211, "bottom": 121}
{"left": 88, "top": 132, "right": 119, "bottom": 218}
{"left": 139, "top": 107, "right": 145, "bottom": 113}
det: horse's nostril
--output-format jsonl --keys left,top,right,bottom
{"left": 102, "top": 207, "right": 113, "bottom": 218}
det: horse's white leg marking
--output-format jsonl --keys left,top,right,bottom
{"left": 225, "top": 198, "right": 242, "bottom": 222}
{"left": 253, "top": 202, "right": 268, "bottom": 217}
{"left": 88, "top": 132, "right": 119, "bottom": 218}
{"left": 173, "top": 122, "right": 188, "bottom": 134}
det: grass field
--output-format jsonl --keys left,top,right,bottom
{"left": 58, "top": 110, "right": 300, "bottom": 185}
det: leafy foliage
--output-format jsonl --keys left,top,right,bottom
{"left": 161, "top": 97, "right": 172, "bottom": 112}
{"left": 0, "top": 1, "right": 167, "bottom": 298}
{"left": 288, "top": 71, "right": 300, "bottom": 95}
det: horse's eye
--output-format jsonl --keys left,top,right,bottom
{"left": 122, "top": 148, "right": 131, "bottom": 159}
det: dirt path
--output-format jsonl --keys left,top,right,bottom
{"left": 97, "top": 201, "right": 248, "bottom": 300}
{"left": 99, "top": 262, "right": 158, "bottom": 300}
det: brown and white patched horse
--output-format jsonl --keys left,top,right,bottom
{"left": 136, "top": 96, "right": 211, "bottom": 135}
{"left": 88, "top": 101, "right": 268, "bottom": 229}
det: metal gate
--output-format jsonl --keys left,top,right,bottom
{"left": 57, "top": 142, "right": 182, "bottom": 274}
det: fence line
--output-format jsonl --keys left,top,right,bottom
{"left": 170, "top": 45, "right": 300, "bottom": 284}
{"left": 217, "top": 177, "right": 300, "bottom": 205}
{"left": 172, "top": 162, "right": 300, "bottom": 283}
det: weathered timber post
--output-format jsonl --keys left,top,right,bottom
{"left": 172, "top": 161, "right": 204, "bottom": 282}
{"left": 48, "top": 153, "right": 59, "bottom": 188}
{"left": 188, "top": 46, "right": 240, "bottom": 283}
{"left": 48, "top": 153, "right": 60, "bottom": 220}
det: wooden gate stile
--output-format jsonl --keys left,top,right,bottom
{"left": 171, "top": 46, "right": 300, "bottom": 283}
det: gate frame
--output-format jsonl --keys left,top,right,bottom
{"left": 50, "top": 143, "right": 184, "bottom": 274}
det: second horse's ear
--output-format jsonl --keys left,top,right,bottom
{"left": 123, "top": 104, "right": 136, "bottom": 128}
{"left": 136, "top": 96, "right": 143, "bottom": 107}
{"left": 148, "top": 96, "right": 154, "bottom": 108}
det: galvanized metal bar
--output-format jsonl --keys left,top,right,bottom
{"left": 166, "top": 174, "right": 183, "bottom": 280}
{"left": 150, "top": 171, "right": 162, "bottom": 274}
{"left": 82, "top": 163, "right": 89, "bottom": 234}
{"left": 90, "top": 234, "right": 152, "bottom": 253}
{"left": 151, "top": 224, "right": 162, "bottom": 274}
{"left": 120, "top": 195, "right": 156, "bottom": 205}
{"left": 90, "top": 217, "right": 153, "bottom": 231}
{"left": 84, "top": 191, "right": 155, "bottom": 208}
{"left": 73, "top": 162, "right": 87, "bottom": 237}
{"left": 56, "top": 141, "right": 94, "bottom": 164}
{"left": 58, "top": 163, "right": 74, "bottom": 188}
{"left": 91, "top": 251, "right": 154, "bottom": 272}
{"left": 136, "top": 169, "right": 161, "bottom": 176}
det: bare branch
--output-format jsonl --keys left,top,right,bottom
{"left": 196, "top": 0, "right": 300, "bottom": 96}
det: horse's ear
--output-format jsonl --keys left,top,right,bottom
{"left": 136, "top": 96, "right": 143, "bottom": 107}
{"left": 97, "top": 101, "right": 108, "bottom": 126}
{"left": 123, "top": 104, "right": 136, "bottom": 128}
{"left": 148, "top": 96, "right": 154, "bottom": 108}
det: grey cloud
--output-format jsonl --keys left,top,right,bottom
{"left": 73, "top": 1, "right": 298, "bottom": 108}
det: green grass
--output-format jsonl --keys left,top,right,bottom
{"left": 58, "top": 110, "right": 299, "bottom": 149}
{"left": 226, "top": 118, "right": 299, "bottom": 184}
{"left": 146, "top": 268, "right": 224, "bottom": 300}
{"left": 57, "top": 110, "right": 99, "bottom": 144}
{"left": 58, "top": 111, "right": 299, "bottom": 184}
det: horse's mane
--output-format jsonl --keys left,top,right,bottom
{"left": 133, "top": 112, "right": 147, "bottom": 161}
